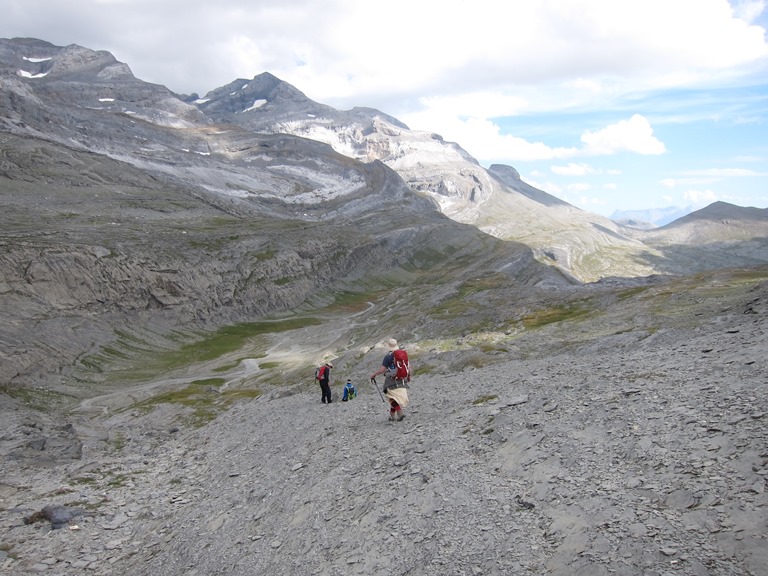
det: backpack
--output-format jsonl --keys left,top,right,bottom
{"left": 315, "top": 365, "right": 326, "bottom": 381}
{"left": 390, "top": 349, "right": 411, "bottom": 382}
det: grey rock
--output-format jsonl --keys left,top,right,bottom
{"left": 26, "top": 504, "right": 87, "bottom": 529}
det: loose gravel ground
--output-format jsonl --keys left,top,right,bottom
{"left": 1, "top": 272, "right": 766, "bottom": 576}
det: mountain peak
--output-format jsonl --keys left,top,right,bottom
{"left": 0, "top": 38, "right": 134, "bottom": 83}
{"left": 666, "top": 201, "right": 768, "bottom": 226}
{"left": 196, "top": 72, "right": 311, "bottom": 115}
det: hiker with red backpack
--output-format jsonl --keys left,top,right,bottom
{"left": 370, "top": 338, "right": 411, "bottom": 421}
{"left": 315, "top": 362, "right": 333, "bottom": 404}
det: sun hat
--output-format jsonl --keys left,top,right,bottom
{"left": 386, "top": 338, "right": 399, "bottom": 350}
{"left": 327, "top": 362, "right": 333, "bottom": 368}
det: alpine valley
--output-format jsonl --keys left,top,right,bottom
{"left": 1, "top": 38, "right": 766, "bottom": 576}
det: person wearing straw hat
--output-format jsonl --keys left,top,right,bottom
{"left": 370, "top": 338, "right": 410, "bottom": 421}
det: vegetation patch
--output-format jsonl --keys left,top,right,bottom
{"left": 190, "top": 378, "right": 226, "bottom": 387}
{"left": 131, "top": 382, "right": 261, "bottom": 428}
{"left": 404, "top": 246, "right": 453, "bottom": 271}
{"left": 522, "top": 302, "right": 592, "bottom": 329}
{"left": 433, "top": 298, "right": 473, "bottom": 318}
{"left": 472, "top": 394, "right": 498, "bottom": 405}
{"left": 106, "top": 473, "right": 131, "bottom": 488}
{"left": 465, "top": 354, "right": 495, "bottom": 369}
{"left": 68, "top": 467, "right": 147, "bottom": 493}
{"left": 0, "top": 384, "right": 75, "bottom": 412}
{"left": 170, "top": 318, "right": 323, "bottom": 364}
{"left": 70, "top": 475, "right": 98, "bottom": 486}
{"left": 253, "top": 249, "right": 277, "bottom": 261}
{"left": 109, "top": 432, "right": 127, "bottom": 452}
{"left": 412, "top": 363, "right": 435, "bottom": 376}
{"left": 0, "top": 543, "right": 15, "bottom": 559}
{"left": 98, "top": 317, "right": 323, "bottom": 382}
{"left": 478, "top": 342, "right": 509, "bottom": 354}
{"left": 456, "top": 273, "right": 508, "bottom": 297}
{"left": 323, "top": 290, "right": 385, "bottom": 314}
{"left": 617, "top": 286, "right": 652, "bottom": 301}
{"left": 428, "top": 273, "right": 510, "bottom": 322}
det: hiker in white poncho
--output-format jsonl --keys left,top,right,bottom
{"left": 370, "top": 338, "right": 411, "bottom": 421}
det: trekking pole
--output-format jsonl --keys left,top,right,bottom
{"left": 370, "top": 377, "right": 386, "bottom": 403}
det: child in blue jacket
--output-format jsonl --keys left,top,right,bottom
{"left": 342, "top": 379, "right": 356, "bottom": 401}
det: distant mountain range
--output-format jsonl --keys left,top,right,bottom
{"left": 189, "top": 68, "right": 768, "bottom": 281}
{"left": 611, "top": 206, "right": 694, "bottom": 228}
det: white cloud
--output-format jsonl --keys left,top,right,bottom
{"left": 551, "top": 163, "right": 624, "bottom": 176}
{"left": 552, "top": 163, "right": 595, "bottom": 176}
{"left": 567, "top": 183, "right": 592, "bottom": 193}
{"left": 732, "top": 0, "right": 766, "bottom": 23}
{"left": 417, "top": 92, "right": 529, "bottom": 119}
{"left": 406, "top": 113, "right": 667, "bottom": 164}
{"left": 661, "top": 177, "right": 714, "bottom": 188}
{"left": 402, "top": 111, "right": 579, "bottom": 162}
{"left": 684, "top": 189, "right": 719, "bottom": 205}
{"left": 687, "top": 167, "right": 765, "bottom": 176}
{"left": 580, "top": 115, "right": 666, "bottom": 155}
{"left": 525, "top": 177, "right": 563, "bottom": 195}
{"left": 3, "top": 0, "right": 766, "bottom": 104}
{"left": 662, "top": 167, "right": 766, "bottom": 187}
{"left": 578, "top": 196, "right": 607, "bottom": 208}
{"left": 731, "top": 155, "right": 765, "bottom": 162}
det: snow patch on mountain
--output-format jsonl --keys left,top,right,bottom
{"left": 243, "top": 99, "right": 267, "bottom": 112}
{"left": 17, "top": 69, "right": 48, "bottom": 79}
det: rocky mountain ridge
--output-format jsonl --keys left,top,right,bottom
{"left": 193, "top": 71, "right": 768, "bottom": 282}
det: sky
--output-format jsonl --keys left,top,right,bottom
{"left": 3, "top": 0, "right": 768, "bottom": 218}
